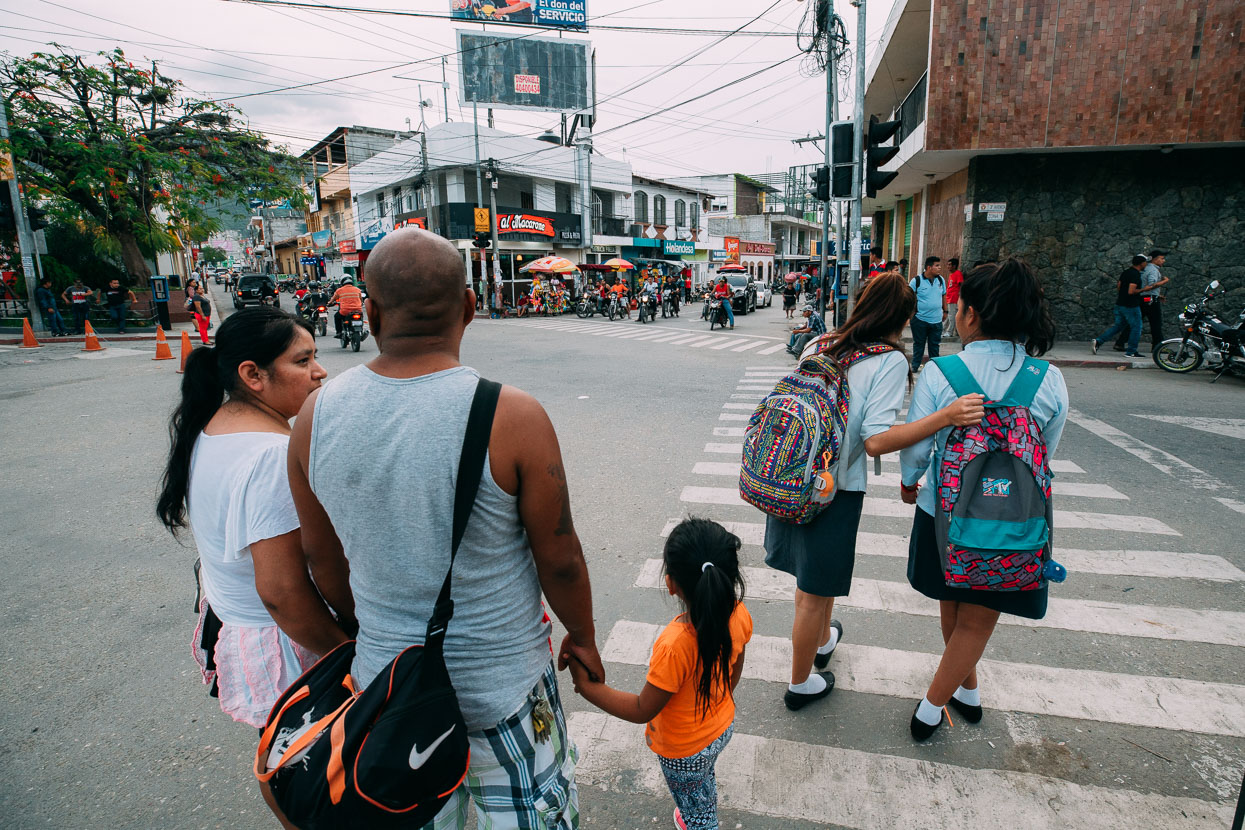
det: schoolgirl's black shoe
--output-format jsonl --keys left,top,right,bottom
{"left": 813, "top": 620, "right": 844, "bottom": 670}
{"left": 783, "top": 671, "right": 835, "bottom": 711}
{"left": 947, "top": 696, "right": 983, "bottom": 724}
{"left": 910, "top": 703, "right": 944, "bottom": 741}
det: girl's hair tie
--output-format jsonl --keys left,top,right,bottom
{"left": 701, "top": 562, "right": 714, "bottom": 573}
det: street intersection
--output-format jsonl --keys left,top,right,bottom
{"left": 0, "top": 300, "right": 1242, "bottom": 829}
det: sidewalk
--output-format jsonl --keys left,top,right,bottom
{"left": 0, "top": 287, "right": 218, "bottom": 347}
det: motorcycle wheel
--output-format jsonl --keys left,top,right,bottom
{"left": 352, "top": 331, "right": 361, "bottom": 352}
{"left": 576, "top": 302, "right": 591, "bottom": 319}
{"left": 1153, "top": 339, "right": 1204, "bottom": 373}
{"left": 318, "top": 319, "right": 327, "bottom": 337}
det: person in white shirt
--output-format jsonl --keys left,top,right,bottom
{"left": 768, "top": 273, "right": 985, "bottom": 711}
{"left": 156, "top": 307, "right": 346, "bottom": 730}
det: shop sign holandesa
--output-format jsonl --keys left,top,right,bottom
{"left": 662, "top": 240, "right": 695, "bottom": 256}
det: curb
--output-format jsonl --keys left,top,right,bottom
{"left": 0, "top": 334, "right": 169, "bottom": 346}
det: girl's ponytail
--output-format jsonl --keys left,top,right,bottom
{"left": 157, "top": 346, "right": 224, "bottom": 532}
{"left": 663, "top": 518, "right": 746, "bottom": 715}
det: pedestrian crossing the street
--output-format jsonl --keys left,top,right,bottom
{"left": 570, "top": 366, "right": 1244, "bottom": 827}
{"left": 493, "top": 317, "right": 795, "bottom": 355}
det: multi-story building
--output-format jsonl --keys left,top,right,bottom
{"left": 667, "top": 173, "right": 823, "bottom": 284}
{"left": 349, "top": 122, "right": 632, "bottom": 303}
{"left": 299, "top": 126, "right": 415, "bottom": 281}
{"left": 864, "top": 0, "right": 1244, "bottom": 337}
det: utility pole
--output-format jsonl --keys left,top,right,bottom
{"left": 472, "top": 102, "right": 484, "bottom": 209}
{"left": 486, "top": 159, "right": 501, "bottom": 304}
{"left": 848, "top": 0, "right": 867, "bottom": 317}
{"left": 441, "top": 57, "right": 451, "bottom": 122}
{"left": 0, "top": 100, "right": 45, "bottom": 332}
{"left": 818, "top": 0, "right": 834, "bottom": 327}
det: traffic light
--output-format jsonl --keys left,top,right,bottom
{"left": 830, "top": 120, "right": 855, "bottom": 199}
{"left": 808, "top": 166, "right": 830, "bottom": 202}
{"left": 27, "top": 205, "right": 50, "bottom": 232}
{"left": 472, "top": 232, "right": 490, "bottom": 249}
{"left": 865, "top": 114, "right": 902, "bottom": 198}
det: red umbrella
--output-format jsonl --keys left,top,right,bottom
{"left": 717, "top": 263, "right": 746, "bottom": 273}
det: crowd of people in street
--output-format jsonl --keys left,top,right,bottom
{"left": 154, "top": 225, "right": 1071, "bottom": 830}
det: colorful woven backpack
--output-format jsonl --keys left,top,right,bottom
{"left": 932, "top": 355, "right": 1056, "bottom": 591}
{"left": 739, "top": 342, "right": 894, "bottom": 524}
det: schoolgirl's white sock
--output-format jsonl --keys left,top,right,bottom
{"left": 789, "top": 673, "right": 828, "bottom": 695}
{"left": 816, "top": 626, "right": 840, "bottom": 655}
{"left": 952, "top": 686, "right": 980, "bottom": 707}
{"left": 915, "top": 696, "right": 943, "bottom": 726}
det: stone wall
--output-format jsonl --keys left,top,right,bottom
{"left": 961, "top": 148, "right": 1245, "bottom": 340}
{"left": 923, "top": 169, "right": 969, "bottom": 266}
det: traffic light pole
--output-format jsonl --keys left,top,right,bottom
{"left": 1, "top": 100, "right": 47, "bottom": 331}
{"left": 818, "top": 0, "right": 835, "bottom": 327}
{"left": 848, "top": 0, "right": 867, "bottom": 319}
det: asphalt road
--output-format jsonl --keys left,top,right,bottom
{"left": 1, "top": 294, "right": 1242, "bottom": 829}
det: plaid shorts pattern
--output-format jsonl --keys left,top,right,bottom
{"left": 425, "top": 660, "right": 579, "bottom": 829}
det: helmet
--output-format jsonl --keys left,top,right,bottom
{"left": 309, "top": 280, "right": 321, "bottom": 290}
{"left": 340, "top": 277, "right": 354, "bottom": 286}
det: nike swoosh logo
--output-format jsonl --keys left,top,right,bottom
{"left": 408, "top": 725, "right": 456, "bottom": 770}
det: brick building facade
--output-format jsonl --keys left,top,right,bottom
{"left": 864, "top": 0, "right": 1244, "bottom": 337}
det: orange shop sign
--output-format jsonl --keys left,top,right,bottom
{"left": 724, "top": 237, "right": 740, "bottom": 263}
{"left": 338, "top": 239, "right": 357, "bottom": 254}
{"left": 498, "top": 214, "right": 555, "bottom": 237}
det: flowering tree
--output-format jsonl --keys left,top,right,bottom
{"left": 1, "top": 47, "right": 303, "bottom": 280}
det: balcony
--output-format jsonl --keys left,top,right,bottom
{"left": 592, "top": 214, "right": 629, "bottom": 237}
{"left": 895, "top": 72, "right": 927, "bottom": 145}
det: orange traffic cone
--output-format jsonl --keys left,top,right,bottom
{"left": 176, "top": 329, "right": 193, "bottom": 374}
{"left": 19, "top": 318, "right": 41, "bottom": 349}
{"left": 81, "top": 321, "right": 104, "bottom": 352}
{"left": 152, "top": 326, "right": 174, "bottom": 360}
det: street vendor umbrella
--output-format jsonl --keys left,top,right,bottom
{"left": 520, "top": 255, "right": 579, "bottom": 274}
{"left": 717, "top": 263, "right": 746, "bottom": 273}
{"left": 602, "top": 257, "right": 635, "bottom": 271}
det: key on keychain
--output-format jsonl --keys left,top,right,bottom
{"left": 530, "top": 694, "right": 553, "bottom": 744}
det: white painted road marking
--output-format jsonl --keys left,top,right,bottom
{"left": 722, "top": 402, "right": 756, "bottom": 409}
{"left": 635, "top": 559, "right": 1245, "bottom": 646}
{"left": 718, "top": 413, "right": 749, "bottom": 421}
{"left": 703, "top": 443, "right": 743, "bottom": 454}
{"left": 601, "top": 620, "right": 1245, "bottom": 737}
{"left": 677, "top": 487, "right": 1179, "bottom": 534}
{"left": 570, "top": 713, "right": 1231, "bottom": 829}
{"left": 1129, "top": 414, "right": 1245, "bottom": 441}
{"left": 1069, "top": 409, "right": 1229, "bottom": 492}
{"left": 712, "top": 427, "right": 746, "bottom": 437}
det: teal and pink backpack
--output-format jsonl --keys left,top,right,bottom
{"left": 932, "top": 355, "right": 1059, "bottom": 591}
{"left": 739, "top": 342, "right": 893, "bottom": 524}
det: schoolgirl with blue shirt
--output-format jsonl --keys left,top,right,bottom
{"left": 899, "top": 259, "right": 1069, "bottom": 741}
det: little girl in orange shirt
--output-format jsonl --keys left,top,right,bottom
{"left": 567, "top": 518, "right": 751, "bottom": 830}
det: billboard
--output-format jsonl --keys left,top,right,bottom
{"left": 450, "top": 0, "right": 587, "bottom": 31}
{"left": 458, "top": 30, "right": 590, "bottom": 113}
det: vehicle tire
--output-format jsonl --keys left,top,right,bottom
{"left": 576, "top": 301, "right": 591, "bottom": 319}
{"left": 1153, "top": 339, "right": 1204, "bottom": 373}
{"left": 340, "top": 332, "right": 348, "bottom": 349}
{"left": 233, "top": 300, "right": 242, "bottom": 310}
{"left": 318, "top": 318, "right": 327, "bottom": 337}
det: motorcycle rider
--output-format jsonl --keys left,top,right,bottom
{"left": 609, "top": 278, "right": 630, "bottom": 319}
{"left": 664, "top": 274, "right": 681, "bottom": 315}
{"left": 329, "top": 276, "right": 365, "bottom": 337}
{"left": 637, "top": 275, "right": 659, "bottom": 321}
{"left": 713, "top": 275, "right": 736, "bottom": 329}
{"left": 300, "top": 280, "right": 329, "bottom": 321}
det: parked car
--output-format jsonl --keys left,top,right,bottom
{"left": 723, "top": 274, "right": 758, "bottom": 314}
{"left": 755, "top": 282, "right": 773, "bottom": 308}
{"left": 233, "top": 273, "right": 279, "bottom": 309}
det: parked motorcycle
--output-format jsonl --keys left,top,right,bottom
{"left": 337, "top": 309, "right": 368, "bottom": 352}
{"left": 1152, "top": 280, "right": 1245, "bottom": 381}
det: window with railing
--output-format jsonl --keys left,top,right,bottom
{"left": 895, "top": 72, "right": 927, "bottom": 145}
{"left": 654, "top": 194, "right": 667, "bottom": 225}
{"left": 634, "top": 190, "right": 649, "bottom": 223}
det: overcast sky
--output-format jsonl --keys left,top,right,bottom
{"left": 1, "top": 0, "right": 895, "bottom": 180}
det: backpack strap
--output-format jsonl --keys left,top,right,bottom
{"left": 931, "top": 355, "right": 986, "bottom": 399}
{"left": 999, "top": 356, "right": 1049, "bottom": 409}
{"left": 427, "top": 377, "right": 502, "bottom": 640}
{"left": 836, "top": 342, "right": 895, "bottom": 370}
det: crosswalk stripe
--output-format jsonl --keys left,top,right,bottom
{"left": 677, "top": 486, "right": 1178, "bottom": 535}
{"left": 686, "top": 336, "right": 720, "bottom": 348}
{"left": 722, "top": 403, "right": 756, "bottom": 409}
{"left": 746, "top": 365, "right": 789, "bottom": 370}
{"left": 570, "top": 713, "right": 1230, "bottom": 829}
{"left": 757, "top": 343, "right": 791, "bottom": 354}
{"left": 710, "top": 338, "right": 747, "bottom": 350}
{"left": 712, "top": 427, "right": 746, "bottom": 437}
{"left": 665, "top": 333, "right": 707, "bottom": 344}
{"left": 659, "top": 518, "right": 1241, "bottom": 582}
{"left": 693, "top": 461, "right": 742, "bottom": 476}
{"left": 703, "top": 443, "right": 742, "bottom": 454}
{"left": 729, "top": 394, "right": 764, "bottom": 401}
{"left": 718, "top": 413, "right": 749, "bottom": 421}
{"left": 731, "top": 340, "right": 765, "bottom": 352}
{"left": 601, "top": 619, "right": 1245, "bottom": 737}
{"left": 635, "top": 559, "right": 1245, "bottom": 646}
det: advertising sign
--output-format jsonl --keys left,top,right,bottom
{"left": 724, "top": 237, "right": 740, "bottom": 263}
{"left": 498, "top": 213, "right": 555, "bottom": 237}
{"left": 450, "top": 0, "right": 587, "bottom": 31}
{"left": 474, "top": 208, "right": 491, "bottom": 233}
{"left": 458, "top": 31, "right": 590, "bottom": 113}
{"left": 343, "top": 253, "right": 360, "bottom": 265}
{"left": 394, "top": 216, "right": 427, "bottom": 230}
{"left": 311, "top": 229, "right": 334, "bottom": 249}
{"left": 742, "top": 240, "right": 775, "bottom": 256}
{"left": 709, "top": 249, "right": 730, "bottom": 262}
{"left": 338, "top": 239, "right": 357, "bottom": 254}
{"left": 662, "top": 240, "right": 695, "bottom": 256}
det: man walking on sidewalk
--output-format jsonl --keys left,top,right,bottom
{"left": 1093, "top": 255, "right": 1147, "bottom": 357}
{"left": 909, "top": 256, "right": 947, "bottom": 371}
{"left": 285, "top": 227, "right": 599, "bottom": 828}
{"left": 1114, "top": 250, "right": 1169, "bottom": 351}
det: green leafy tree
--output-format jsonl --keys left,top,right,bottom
{"left": 200, "top": 245, "right": 227, "bottom": 264}
{"left": 1, "top": 47, "right": 303, "bottom": 281}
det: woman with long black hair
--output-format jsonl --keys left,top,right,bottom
{"left": 900, "top": 259, "right": 1069, "bottom": 741}
{"left": 156, "top": 307, "right": 347, "bottom": 728}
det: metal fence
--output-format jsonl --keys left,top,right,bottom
{"left": 895, "top": 73, "right": 927, "bottom": 145}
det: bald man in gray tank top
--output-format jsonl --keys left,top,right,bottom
{"left": 283, "top": 228, "right": 601, "bottom": 828}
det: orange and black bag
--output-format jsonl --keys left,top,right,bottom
{"left": 255, "top": 379, "right": 501, "bottom": 829}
